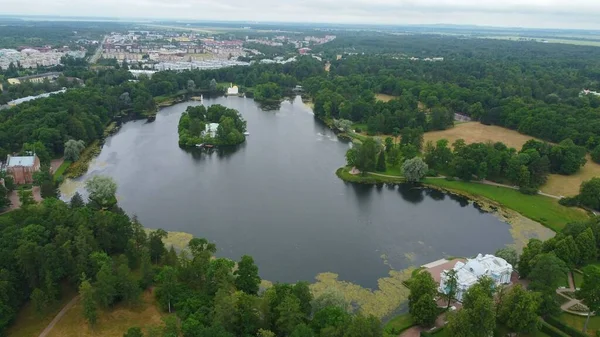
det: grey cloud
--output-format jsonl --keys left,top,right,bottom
{"left": 3, "top": 0, "right": 600, "bottom": 29}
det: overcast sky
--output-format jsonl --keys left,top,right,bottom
{"left": 3, "top": 0, "right": 600, "bottom": 30}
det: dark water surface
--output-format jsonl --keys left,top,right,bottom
{"left": 64, "top": 96, "right": 512, "bottom": 288}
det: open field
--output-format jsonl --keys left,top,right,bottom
{"left": 424, "top": 122, "right": 600, "bottom": 196}
{"left": 7, "top": 284, "right": 76, "bottom": 337}
{"left": 375, "top": 93, "right": 397, "bottom": 102}
{"left": 422, "top": 178, "right": 589, "bottom": 232}
{"left": 424, "top": 122, "right": 537, "bottom": 150}
{"left": 47, "top": 290, "right": 166, "bottom": 337}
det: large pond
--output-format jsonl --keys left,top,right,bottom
{"left": 62, "top": 96, "right": 518, "bottom": 289}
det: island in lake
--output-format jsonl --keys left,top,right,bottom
{"left": 178, "top": 104, "right": 247, "bottom": 148}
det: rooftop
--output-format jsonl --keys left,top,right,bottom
{"left": 7, "top": 155, "right": 36, "bottom": 167}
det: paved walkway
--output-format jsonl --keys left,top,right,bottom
{"left": 556, "top": 272, "right": 590, "bottom": 316}
{"left": 38, "top": 295, "right": 79, "bottom": 337}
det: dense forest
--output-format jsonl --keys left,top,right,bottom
{"left": 178, "top": 105, "right": 247, "bottom": 147}
{"left": 0, "top": 57, "right": 324, "bottom": 161}
{"left": 0, "top": 190, "right": 383, "bottom": 337}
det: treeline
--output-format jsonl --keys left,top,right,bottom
{"left": 346, "top": 132, "right": 587, "bottom": 192}
{"left": 0, "top": 57, "right": 324, "bottom": 162}
{"left": 0, "top": 192, "right": 139, "bottom": 334}
{"left": 0, "top": 74, "right": 81, "bottom": 105}
{"left": 304, "top": 53, "right": 600, "bottom": 150}
{"left": 0, "top": 189, "right": 384, "bottom": 337}
{"left": 178, "top": 104, "right": 247, "bottom": 147}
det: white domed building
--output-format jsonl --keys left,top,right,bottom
{"left": 439, "top": 253, "right": 513, "bottom": 302}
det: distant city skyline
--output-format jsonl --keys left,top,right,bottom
{"left": 2, "top": 0, "right": 600, "bottom": 30}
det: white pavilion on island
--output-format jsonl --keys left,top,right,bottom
{"left": 439, "top": 253, "right": 513, "bottom": 302}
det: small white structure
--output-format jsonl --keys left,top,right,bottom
{"left": 227, "top": 84, "right": 239, "bottom": 95}
{"left": 439, "top": 254, "right": 512, "bottom": 302}
{"left": 203, "top": 123, "right": 219, "bottom": 138}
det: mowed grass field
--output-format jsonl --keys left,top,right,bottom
{"left": 424, "top": 122, "right": 600, "bottom": 197}
{"left": 422, "top": 178, "right": 588, "bottom": 232}
{"left": 47, "top": 290, "right": 166, "bottom": 337}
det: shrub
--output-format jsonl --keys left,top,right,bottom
{"left": 354, "top": 127, "right": 362, "bottom": 133}
{"left": 559, "top": 196, "right": 579, "bottom": 207}
{"left": 539, "top": 321, "right": 570, "bottom": 337}
{"left": 545, "top": 315, "right": 587, "bottom": 337}
{"left": 519, "top": 186, "right": 539, "bottom": 195}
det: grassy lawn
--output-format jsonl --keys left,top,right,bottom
{"left": 53, "top": 160, "right": 71, "bottom": 181}
{"left": 7, "top": 283, "right": 77, "bottom": 337}
{"left": 337, "top": 167, "right": 405, "bottom": 184}
{"left": 558, "top": 313, "right": 600, "bottom": 336}
{"left": 382, "top": 164, "right": 403, "bottom": 176}
{"left": 383, "top": 313, "right": 415, "bottom": 335}
{"left": 47, "top": 289, "right": 167, "bottom": 337}
{"left": 574, "top": 271, "right": 585, "bottom": 288}
{"left": 422, "top": 178, "right": 589, "bottom": 232}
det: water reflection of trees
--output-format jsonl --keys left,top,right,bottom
{"left": 180, "top": 142, "right": 246, "bottom": 161}
{"left": 424, "top": 188, "right": 445, "bottom": 201}
{"left": 397, "top": 184, "right": 424, "bottom": 204}
{"left": 447, "top": 193, "right": 469, "bottom": 207}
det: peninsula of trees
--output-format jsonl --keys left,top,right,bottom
{"left": 178, "top": 104, "right": 247, "bottom": 147}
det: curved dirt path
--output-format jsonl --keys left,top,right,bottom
{"left": 38, "top": 295, "right": 79, "bottom": 337}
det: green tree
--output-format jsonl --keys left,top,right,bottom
{"left": 579, "top": 178, "right": 600, "bottom": 211}
{"left": 70, "top": 192, "right": 85, "bottom": 208}
{"left": 498, "top": 285, "right": 540, "bottom": 335}
{"left": 115, "top": 257, "right": 141, "bottom": 305}
{"left": 293, "top": 282, "right": 313, "bottom": 318}
{"left": 408, "top": 271, "right": 437, "bottom": 325}
{"left": 30, "top": 288, "right": 49, "bottom": 315}
{"left": 64, "top": 139, "right": 86, "bottom": 161}
{"left": 0, "top": 185, "right": 10, "bottom": 210}
{"left": 579, "top": 265, "right": 600, "bottom": 333}
{"left": 256, "top": 329, "right": 276, "bottom": 337}
{"left": 528, "top": 253, "right": 568, "bottom": 316}
{"left": 518, "top": 239, "right": 543, "bottom": 277}
{"left": 18, "top": 188, "right": 35, "bottom": 206}
{"left": 446, "top": 310, "right": 472, "bottom": 337}
{"left": 213, "top": 289, "right": 237, "bottom": 333}
{"left": 311, "top": 288, "right": 349, "bottom": 313}
{"left": 411, "top": 293, "right": 437, "bottom": 327}
{"left": 85, "top": 175, "right": 117, "bottom": 207}
{"left": 311, "top": 306, "right": 350, "bottom": 336}
{"left": 276, "top": 295, "right": 304, "bottom": 335}
{"left": 162, "top": 315, "right": 179, "bottom": 337}
{"left": 94, "top": 263, "right": 116, "bottom": 308}
{"left": 149, "top": 229, "right": 168, "bottom": 264}
{"left": 592, "top": 145, "right": 600, "bottom": 164}
{"left": 494, "top": 247, "right": 518, "bottom": 268}
{"left": 354, "top": 138, "right": 379, "bottom": 174}
{"left": 376, "top": 150, "right": 386, "bottom": 172}
{"left": 384, "top": 137, "right": 394, "bottom": 153}
{"left": 387, "top": 147, "right": 401, "bottom": 167}
{"left": 443, "top": 269, "right": 458, "bottom": 310}
{"left": 234, "top": 292, "right": 261, "bottom": 337}
{"left": 345, "top": 148, "right": 357, "bottom": 167}
{"left": 124, "top": 327, "right": 144, "bottom": 337}
{"left": 234, "top": 255, "right": 261, "bottom": 295}
{"left": 79, "top": 276, "right": 97, "bottom": 327}
{"left": 290, "top": 324, "right": 314, "bottom": 337}
{"left": 343, "top": 314, "right": 382, "bottom": 337}
{"left": 576, "top": 228, "right": 597, "bottom": 266}
{"left": 155, "top": 266, "right": 178, "bottom": 313}
{"left": 402, "top": 157, "right": 428, "bottom": 182}
{"left": 458, "top": 277, "right": 496, "bottom": 337}
{"left": 554, "top": 236, "right": 580, "bottom": 268}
